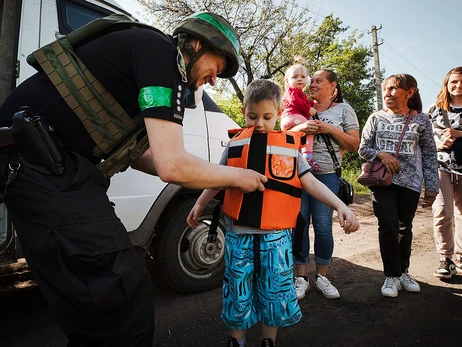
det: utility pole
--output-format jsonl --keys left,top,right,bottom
{"left": 371, "top": 25, "right": 383, "bottom": 110}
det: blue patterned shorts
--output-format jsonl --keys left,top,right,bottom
{"left": 221, "top": 230, "right": 302, "bottom": 330}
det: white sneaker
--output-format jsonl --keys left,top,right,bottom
{"left": 400, "top": 270, "right": 421, "bottom": 292}
{"left": 381, "top": 277, "right": 401, "bottom": 297}
{"left": 315, "top": 274, "right": 340, "bottom": 299}
{"left": 294, "top": 277, "right": 310, "bottom": 300}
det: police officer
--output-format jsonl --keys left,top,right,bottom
{"left": 0, "top": 12, "right": 267, "bottom": 347}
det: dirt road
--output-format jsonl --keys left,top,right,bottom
{"left": 1, "top": 194, "right": 461, "bottom": 347}
{"left": 153, "top": 193, "right": 461, "bottom": 346}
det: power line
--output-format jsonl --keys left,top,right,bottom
{"left": 381, "top": 39, "right": 441, "bottom": 89}
{"left": 307, "top": 7, "right": 440, "bottom": 95}
{"left": 380, "top": 52, "right": 438, "bottom": 95}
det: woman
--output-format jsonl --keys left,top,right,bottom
{"left": 429, "top": 67, "right": 462, "bottom": 279}
{"left": 358, "top": 74, "right": 439, "bottom": 298}
{"left": 283, "top": 69, "right": 360, "bottom": 300}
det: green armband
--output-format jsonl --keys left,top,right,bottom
{"left": 138, "top": 86, "right": 172, "bottom": 111}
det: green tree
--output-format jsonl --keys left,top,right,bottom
{"left": 138, "top": 0, "right": 375, "bottom": 170}
{"left": 138, "top": 0, "right": 315, "bottom": 100}
{"left": 213, "top": 94, "right": 245, "bottom": 127}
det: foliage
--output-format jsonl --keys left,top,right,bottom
{"left": 138, "top": 0, "right": 315, "bottom": 99}
{"left": 342, "top": 166, "right": 369, "bottom": 195}
{"left": 213, "top": 94, "right": 245, "bottom": 127}
{"left": 138, "top": 0, "right": 376, "bottom": 170}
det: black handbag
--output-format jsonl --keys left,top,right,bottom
{"left": 338, "top": 176, "right": 354, "bottom": 205}
{"left": 315, "top": 114, "right": 354, "bottom": 205}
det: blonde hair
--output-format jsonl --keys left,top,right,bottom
{"left": 435, "top": 67, "right": 462, "bottom": 110}
{"left": 284, "top": 56, "right": 310, "bottom": 90}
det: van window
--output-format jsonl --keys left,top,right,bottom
{"left": 57, "top": 0, "right": 113, "bottom": 34}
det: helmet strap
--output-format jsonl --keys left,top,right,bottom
{"left": 177, "top": 33, "right": 206, "bottom": 63}
{"left": 184, "top": 43, "right": 205, "bottom": 63}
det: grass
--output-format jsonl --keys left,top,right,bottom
{"left": 342, "top": 167, "right": 370, "bottom": 195}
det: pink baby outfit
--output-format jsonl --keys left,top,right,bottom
{"left": 281, "top": 87, "right": 320, "bottom": 171}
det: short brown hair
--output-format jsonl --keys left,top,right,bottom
{"left": 243, "top": 79, "right": 281, "bottom": 109}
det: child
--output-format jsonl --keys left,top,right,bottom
{"left": 186, "top": 79, "right": 359, "bottom": 347}
{"left": 281, "top": 60, "right": 320, "bottom": 171}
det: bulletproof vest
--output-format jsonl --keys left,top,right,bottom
{"left": 26, "top": 14, "right": 171, "bottom": 177}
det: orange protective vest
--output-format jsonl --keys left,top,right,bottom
{"left": 222, "top": 127, "right": 306, "bottom": 230}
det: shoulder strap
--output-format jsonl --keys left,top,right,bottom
{"left": 395, "top": 112, "right": 413, "bottom": 156}
{"left": 440, "top": 108, "right": 451, "bottom": 128}
{"left": 313, "top": 113, "right": 341, "bottom": 176}
{"left": 27, "top": 14, "right": 170, "bottom": 69}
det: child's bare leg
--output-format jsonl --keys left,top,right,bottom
{"left": 230, "top": 329, "right": 246, "bottom": 340}
{"left": 261, "top": 324, "right": 277, "bottom": 341}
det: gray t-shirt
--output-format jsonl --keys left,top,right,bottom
{"left": 219, "top": 140, "right": 311, "bottom": 234}
{"left": 312, "top": 103, "right": 360, "bottom": 174}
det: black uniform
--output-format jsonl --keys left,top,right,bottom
{"left": 0, "top": 27, "right": 186, "bottom": 346}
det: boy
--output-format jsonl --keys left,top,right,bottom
{"left": 187, "top": 79, "right": 359, "bottom": 347}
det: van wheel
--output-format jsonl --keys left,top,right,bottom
{"left": 154, "top": 197, "right": 226, "bottom": 294}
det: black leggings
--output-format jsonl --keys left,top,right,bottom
{"left": 370, "top": 184, "right": 420, "bottom": 277}
{"left": 0, "top": 151, "right": 155, "bottom": 347}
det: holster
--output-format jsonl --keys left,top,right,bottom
{"left": 11, "top": 108, "right": 64, "bottom": 175}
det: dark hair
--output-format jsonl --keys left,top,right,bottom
{"left": 436, "top": 67, "right": 462, "bottom": 110}
{"left": 243, "top": 79, "right": 281, "bottom": 108}
{"left": 318, "top": 69, "right": 343, "bottom": 103}
{"left": 382, "top": 74, "right": 422, "bottom": 112}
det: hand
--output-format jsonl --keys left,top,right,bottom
{"left": 438, "top": 135, "right": 455, "bottom": 150}
{"left": 421, "top": 190, "right": 438, "bottom": 208}
{"left": 442, "top": 127, "right": 461, "bottom": 140}
{"left": 313, "top": 119, "right": 333, "bottom": 135}
{"left": 237, "top": 169, "right": 267, "bottom": 193}
{"left": 298, "top": 120, "right": 318, "bottom": 135}
{"left": 377, "top": 152, "right": 400, "bottom": 174}
{"left": 337, "top": 207, "right": 360, "bottom": 234}
{"left": 186, "top": 204, "right": 205, "bottom": 228}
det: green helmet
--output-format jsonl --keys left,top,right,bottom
{"left": 173, "top": 12, "right": 240, "bottom": 78}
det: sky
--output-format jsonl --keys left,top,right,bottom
{"left": 116, "top": 0, "right": 462, "bottom": 111}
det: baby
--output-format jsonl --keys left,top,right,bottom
{"left": 281, "top": 61, "right": 320, "bottom": 171}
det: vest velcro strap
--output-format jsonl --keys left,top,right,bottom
{"left": 264, "top": 178, "right": 302, "bottom": 198}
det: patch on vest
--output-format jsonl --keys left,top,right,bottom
{"left": 172, "top": 81, "right": 185, "bottom": 121}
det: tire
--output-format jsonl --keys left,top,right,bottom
{"left": 153, "top": 197, "right": 226, "bottom": 294}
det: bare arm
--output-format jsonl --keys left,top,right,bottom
{"left": 186, "top": 188, "right": 220, "bottom": 228}
{"left": 134, "top": 118, "right": 267, "bottom": 192}
{"left": 300, "top": 172, "right": 360, "bottom": 233}
{"left": 130, "top": 148, "right": 157, "bottom": 175}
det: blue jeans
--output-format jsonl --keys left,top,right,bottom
{"left": 294, "top": 173, "right": 339, "bottom": 265}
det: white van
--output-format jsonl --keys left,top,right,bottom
{"left": 0, "top": 0, "right": 237, "bottom": 294}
